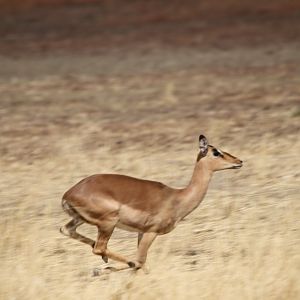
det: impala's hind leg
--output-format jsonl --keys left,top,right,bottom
{"left": 93, "top": 226, "right": 134, "bottom": 267}
{"left": 60, "top": 218, "right": 95, "bottom": 248}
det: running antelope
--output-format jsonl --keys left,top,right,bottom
{"left": 60, "top": 135, "right": 242, "bottom": 272}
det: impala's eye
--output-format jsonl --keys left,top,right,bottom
{"left": 213, "top": 149, "right": 220, "bottom": 157}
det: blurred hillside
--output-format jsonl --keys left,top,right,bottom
{"left": 1, "top": 0, "right": 300, "bottom": 58}
{"left": 1, "top": 0, "right": 300, "bottom": 15}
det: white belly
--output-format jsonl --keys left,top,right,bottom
{"left": 115, "top": 221, "right": 140, "bottom": 232}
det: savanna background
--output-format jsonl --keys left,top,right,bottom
{"left": 0, "top": 0, "right": 300, "bottom": 299}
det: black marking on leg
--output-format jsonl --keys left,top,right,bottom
{"left": 128, "top": 261, "right": 136, "bottom": 268}
{"left": 102, "top": 255, "right": 108, "bottom": 263}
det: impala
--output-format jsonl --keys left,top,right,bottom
{"left": 60, "top": 135, "right": 242, "bottom": 272}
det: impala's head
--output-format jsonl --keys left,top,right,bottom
{"left": 197, "top": 135, "right": 243, "bottom": 171}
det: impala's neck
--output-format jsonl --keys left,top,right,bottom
{"left": 178, "top": 158, "right": 213, "bottom": 219}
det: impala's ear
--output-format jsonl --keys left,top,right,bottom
{"left": 199, "top": 135, "right": 208, "bottom": 157}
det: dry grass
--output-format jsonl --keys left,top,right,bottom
{"left": 1, "top": 2, "right": 300, "bottom": 299}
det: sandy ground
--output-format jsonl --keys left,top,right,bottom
{"left": 0, "top": 1, "right": 300, "bottom": 299}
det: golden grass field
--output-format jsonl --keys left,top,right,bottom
{"left": 0, "top": 1, "right": 300, "bottom": 299}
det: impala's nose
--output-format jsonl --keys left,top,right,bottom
{"left": 234, "top": 159, "right": 243, "bottom": 169}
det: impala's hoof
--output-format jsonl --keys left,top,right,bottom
{"left": 92, "top": 268, "right": 102, "bottom": 277}
{"left": 59, "top": 226, "right": 67, "bottom": 236}
{"left": 92, "top": 266, "right": 113, "bottom": 277}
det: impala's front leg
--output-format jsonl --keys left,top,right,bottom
{"left": 138, "top": 232, "right": 143, "bottom": 246}
{"left": 134, "top": 232, "right": 157, "bottom": 269}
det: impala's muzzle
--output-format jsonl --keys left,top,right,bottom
{"left": 231, "top": 159, "right": 243, "bottom": 169}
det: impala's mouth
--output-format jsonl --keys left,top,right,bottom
{"left": 232, "top": 163, "right": 243, "bottom": 169}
